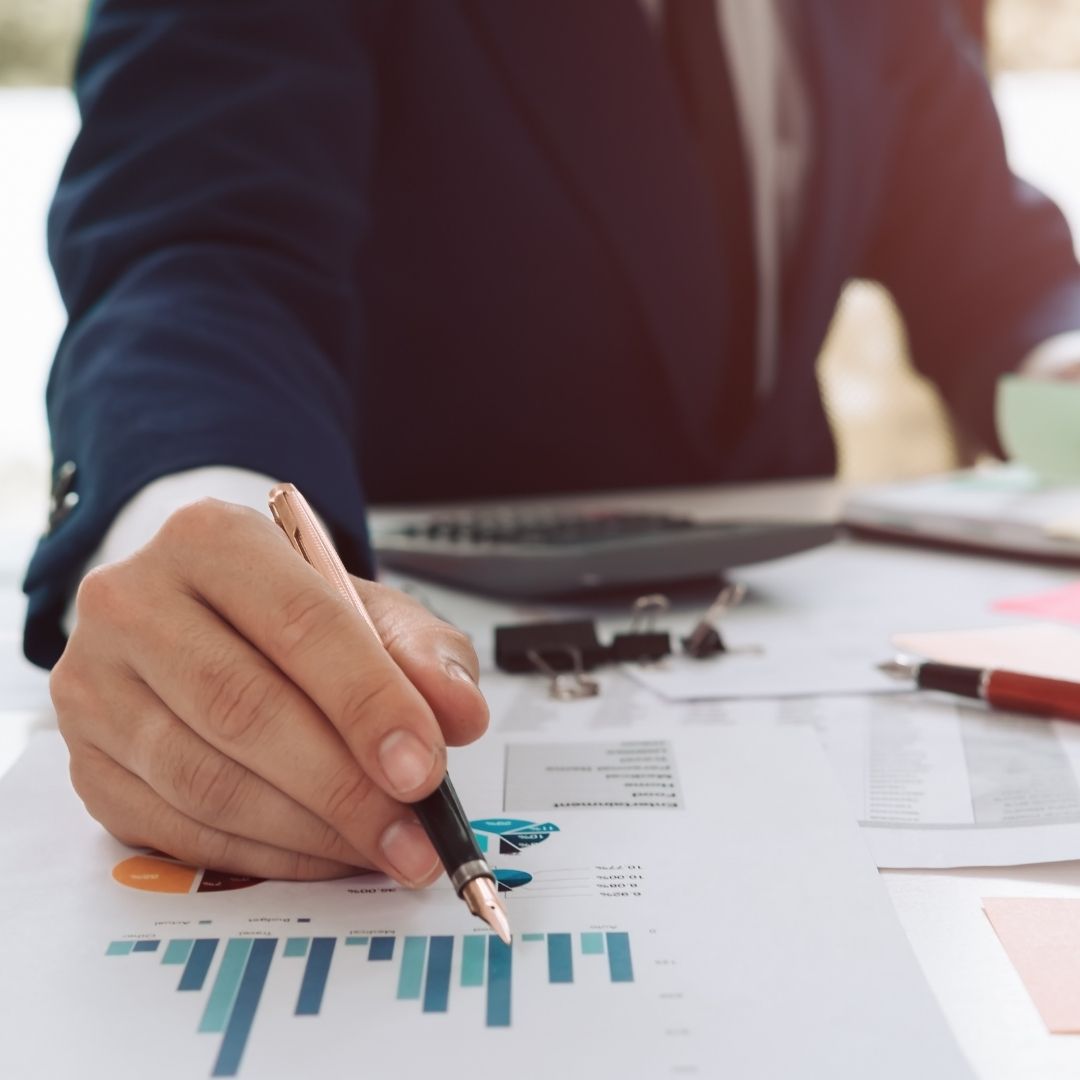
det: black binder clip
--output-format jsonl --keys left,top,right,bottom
{"left": 681, "top": 583, "right": 747, "bottom": 659}
{"left": 495, "top": 619, "right": 609, "bottom": 673}
{"left": 609, "top": 594, "right": 673, "bottom": 665}
{"left": 494, "top": 620, "right": 604, "bottom": 700}
{"left": 495, "top": 594, "right": 676, "bottom": 698}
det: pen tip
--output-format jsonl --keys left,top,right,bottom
{"left": 490, "top": 909, "right": 512, "bottom": 947}
{"left": 462, "top": 876, "right": 513, "bottom": 945}
{"left": 877, "top": 658, "right": 916, "bottom": 680}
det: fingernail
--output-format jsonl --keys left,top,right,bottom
{"left": 378, "top": 729, "right": 438, "bottom": 796}
{"left": 445, "top": 659, "right": 478, "bottom": 687}
{"left": 380, "top": 820, "right": 441, "bottom": 886}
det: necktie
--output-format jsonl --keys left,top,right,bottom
{"left": 664, "top": 0, "right": 758, "bottom": 439}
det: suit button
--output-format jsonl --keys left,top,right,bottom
{"left": 48, "top": 461, "right": 79, "bottom": 532}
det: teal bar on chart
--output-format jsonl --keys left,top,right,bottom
{"left": 283, "top": 938, "right": 310, "bottom": 958}
{"left": 199, "top": 939, "right": 253, "bottom": 1034}
{"left": 521, "top": 933, "right": 545, "bottom": 942}
{"left": 162, "top": 939, "right": 194, "bottom": 965}
{"left": 106, "top": 941, "right": 134, "bottom": 956}
{"left": 178, "top": 939, "right": 219, "bottom": 991}
{"left": 547, "top": 934, "right": 573, "bottom": 984}
{"left": 580, "top": 933, "right": 604, "bottom": 956}
{"left": 461, "top": 935, "right": 486, "bottom": 987}
{"left": 345, "top": 936, "right": 369, "bottom": 946}
{"left": 396, "top": 937, "right": 427, "bottom": 1000}
{"left": 212, "top": 938, "right": 276, "bottom": 1079}
{"left": 486, "top": 937, "right": 512, "bottom": 1027}
{"left": 606, "top": 933, "right": 634, "bottom": 983}
{"left": 422, "top": 937, "right": 453, "bottom": 1014}
{"left": 296, "top": 938, "right": 335, "bottom": 1016}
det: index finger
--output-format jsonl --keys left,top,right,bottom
{"left": 157, "top": 500, "right": 447, "bottom": 803}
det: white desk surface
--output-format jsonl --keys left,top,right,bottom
{"left": 6, "top": 476, "right": 1080, "bottom": 1079}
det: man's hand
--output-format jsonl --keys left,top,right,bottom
{"left": 49, "top": 499, "right": 489, "bottom": 886}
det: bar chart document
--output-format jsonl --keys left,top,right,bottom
{"left": 0, "top": 726, "right": 973, "bottom": 1080}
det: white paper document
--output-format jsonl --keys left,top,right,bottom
{"left": 782, "top": 694, "right": 1080, "bottom": 868}
{"left": 0, "top": 727, "right": 971, "bottom": 1080}
{"left": 482, "top": 671, "right": 1080, "bottom": 869}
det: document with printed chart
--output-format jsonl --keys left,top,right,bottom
{"left": 0, "top": 722, "right": 971, "bottom": 1080}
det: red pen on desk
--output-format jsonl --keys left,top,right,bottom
{"left": 879, "top": 658, "right": 1080, "bottom": 722}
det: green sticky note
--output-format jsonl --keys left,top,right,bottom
{"left": 997, "top": 375, "right": 1080, "bottom": 482}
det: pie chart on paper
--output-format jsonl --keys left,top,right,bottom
{"left": 470, "top": 817, "right": 560, "bottom": 855}
{"left": 112, "top": 853, "right": 262, "bottom": 894}
{"left": 492, "top": 868, "right": 533, "bottom": 893}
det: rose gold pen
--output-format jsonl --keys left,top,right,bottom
{"left": 268, "top": 483, "right": 511, "bottom": 944}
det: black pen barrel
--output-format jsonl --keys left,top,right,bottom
{"left": 412, "top": 775, "right": 491, "bottom": 891}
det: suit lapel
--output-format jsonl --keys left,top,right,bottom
{"left": 464, "top": 0, "right": 736, "bottom": 466}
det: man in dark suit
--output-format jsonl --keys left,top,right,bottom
{"left": 31, "top": 1, "right": 1080, "bottom": 884}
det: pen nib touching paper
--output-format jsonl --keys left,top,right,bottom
{"left": 462, "top": 876, "right": 512, "bottom": 944}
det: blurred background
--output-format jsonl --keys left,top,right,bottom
{"left": 2, "top": 0, "right": 1080, "bottom": 582}
{"left": 817, "top": 1, "right": 1080, "bottom": 483}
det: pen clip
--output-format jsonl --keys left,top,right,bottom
{"left": 268, "top": 487, "right": 309, "bottom": 561}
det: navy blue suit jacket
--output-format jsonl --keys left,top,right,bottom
{"left": 24, "top": 0, "right": 1080, "bottom": 667}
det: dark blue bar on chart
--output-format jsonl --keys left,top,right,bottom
{"left": 606, "top": 933, "right": 634, "bottom": 983}
{"left": 422, "top": 936, "right": 454, "bottom": 1013}
{"left": 486, "top": 937, "right": 512, "bottom": 1028}
{"left": 296, "top": 937, "right": 336, "bottom": 1016}
{"left": 178, "top": 939, "right": 219, "bottom": 991}
{"left": 546, "top": 934, "right": 573, "bottom": 984}
{"left": 132, "top": 939, "right": 160, "bottom": 953}
{"left": 213, "top": 938, "right": 276, "bottom": 1078}
{"left": 368, "top": 936, "right": 396, "bottom": 961}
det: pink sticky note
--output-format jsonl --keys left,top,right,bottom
{"left": 994, "top": 582, "right": 1080, "bottom": 624}
{"left": 984, "top": 897, "right": 1080, "bottom": 1033}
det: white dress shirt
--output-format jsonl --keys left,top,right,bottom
{"left": 63, "top": 467, "right": 279, "bottom": 632}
